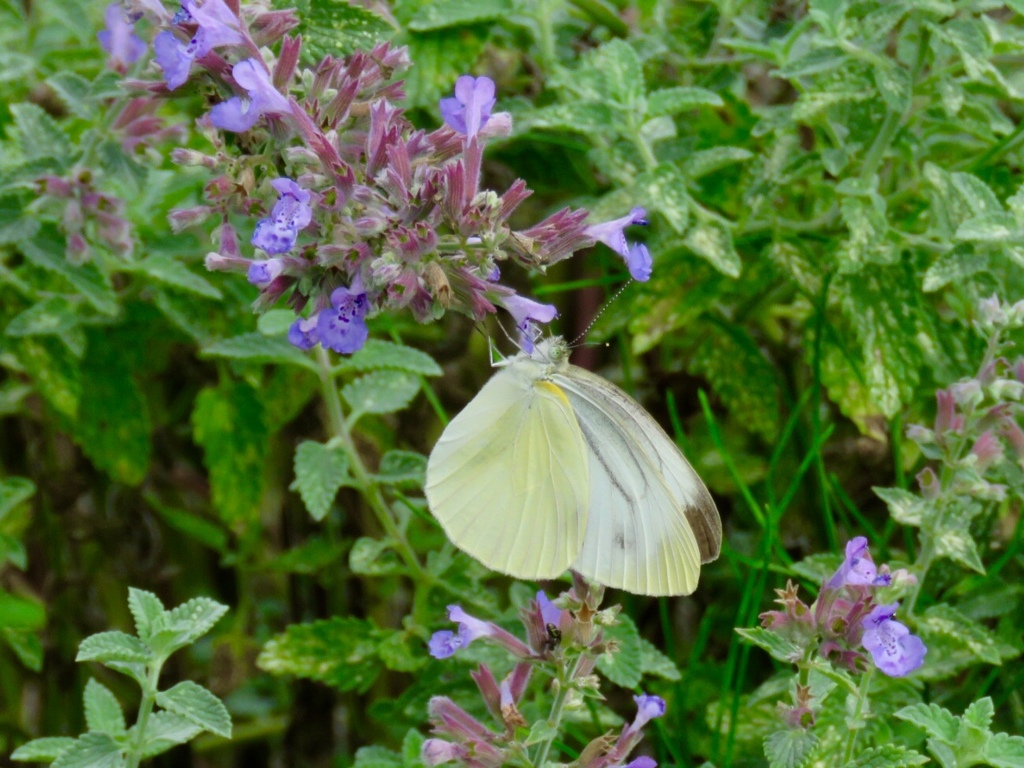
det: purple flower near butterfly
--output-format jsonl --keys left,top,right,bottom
{"left": 317, "top": 278, "right": 370, "bottom": 355}
{"left": 247, "top": 258, "right": 284, "bottom": 286}
{"left": 251, "top": 178, "right": 311, "bottom": 255}
{"left": 210, "top": 58, "right": 291, "bottom": 132}
{"left": 585, "top": 207, "right": 653, "bottom": 281}
{"left": 861, "top": 603, "right": 926, "bottom": 677}
{"left": 97, "top": 3, "right": 147, "bottom": 71}
{"left": 440, "top": 76, "right": 495, "bottom": 138}
{"left": 287, "top": 316, "right": 319, "bottom": 351}
{"left": 496, "top": 294, "right": 557, "bottom": 353}
{"left": 154, "top": 0, "right": 242, "bottom": 90}
{"left": 827, "top": 536, "right": 891, "bottom": 589}
{"left": 428, "top": 605, "right": 496, "bottom": 659}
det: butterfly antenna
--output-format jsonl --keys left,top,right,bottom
{"left": 569, "top": 280, "right": 633, "bottom": 347}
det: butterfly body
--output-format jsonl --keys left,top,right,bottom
{"left": 425, "top": 337, "right": 721, "bottom": 596}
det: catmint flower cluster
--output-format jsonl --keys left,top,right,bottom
{"left": 424, "top": 575, "right": 664, "bottom": 768}
{"left": 117, "top": 0, "right": 655, "bottom": 356}
{"left": 760, "top": 537, "right": 925, "bottom": 697}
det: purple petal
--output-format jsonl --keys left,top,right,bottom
{"left": 626, "top": 758, "right": 658, "bottom": 768}
{"left": 316, "top": 305, "right": 368, "bottom": 354}
{"left": 439, "top": 97, "right": 467, "bottom": 134}
{"left": 421, "top": 739, "right": 467, "bottom": 766}
{"left": 427, "top": 630, "right": 464, "bottom": 660}
{"left": 633, "top": 694, "right": 666, "bottom": 725}
{"left": 210, "top": 96, "right": 263, "bottom": 133}
{"left": 232, "top": 58, "right": 290, "bottom": 114}
{"left": 499, "top": 294, "right": 558, "bottom": 327}
{"left": 251, "top": 217, "right": 297, "bottom": 254}
{"left": 247, "top": 259, "right": 284, "bottom": 285}
{"left": 271, "top": 177, "right": 311, "bottom": 203}
{"left": 440, "top": 75, "right": 496, "bottom": 137}
{"left": 448, "top": 605, "right": 493, "bottom": 643}
{"left": 585, "top": 207, "right": 648, "bottom": 257}
{"left": 862, "top": 610, "right": 926, "bottom": 677}
{"left": 287, "top": 317, "right": 319, "bottom": 350}
{"left": 153, "top": 31, "right": 194, "bottom": 90}
{"left": 185, "top": 0, "right": 242, "bottom": 54}
{"left": 626, "top": 242, "right": 653, "bottom": 281}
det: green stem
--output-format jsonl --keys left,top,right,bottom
{"left": 314, "top": 348, "right": 436, "bottom": 596}
{"left": 841, "top": 667, "right": 875, "bottom": 764}
{"left": 533, "top": 655, "right": 582, "bottom": 767}
{"left": 125, "top": 661, "right": 163, "bottom": 768}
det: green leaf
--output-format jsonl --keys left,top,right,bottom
{"left": 523, "top": 718, "right": 559, "bottom": 746}
{"left": 164, "top": 596, "right": 229, "bottom": 646}
{"left": 127, "top": 588, "right": 166, "bottom": 642}
{"left": 202, "top": 333, "right": 320, "bottom": 372}
{"left": 139, "top": 712, "right": 203, "bottom": 758}
{"left": 646, "top": 86, "right": 723, "bottom": 117}
{"left": 72, "top": 330, "right": 152, "bottom": 485}
{"left": 3, "top": 628, "right": 43, "bottom": 671}
{"left": 342, "top": 370, "right": 421, "bottom": 417}
{"left": 257, "top": 309, "right": 296, "bottom": 336}
{"left": 763, "top": 728, "right": 817, "bottom": 768}
{"left": 987, "top": 732, "right": 1024, "bottom": 768}
{"left": 402, "top": 728, "right": 426, "bottom": 768}
{"left": 192, "top": 380, "right": 269, "bottom": 524}
{"left": 83, "top": 679, "right": 126, "bottom": 736}
{"left": 917, "top": 604, "right": 1005, "bottom": 665}
{"left": 128, "top": 256, "right": 222, "bottom": 299}
{"left": 20, "top": 229, "right": 117, "bottom": 315}
{"left": 933, "top": 523, "right": 985, "bottom": 573}
{"left": 922, "top": 248, "right": 988, "bottom": 292}
{"left": 349, "top": 537, "right": 406, "bottom": 576}
{"left": 266, "top": 536, "right": 346, "bottom": 574}
{"left": 258, "top": 617, "right": 383, "bottom": 693}
{"left": 962, "top": 697, "right": 994, "bottom": 731}
{"left": 682, "top": 147, "right": 754, "bottom": 179}
{"left": 292, "top": 440, "right": 352, "bottom": 521}
{"left": 406, "top": 0, "right": 512, "bottom": 31}
{"left": 377, "top": 630, "right": 427, "bottom": 673}
{"left": 683, "top": 216, "right": 741, "bottom": 277}
{"left": 638, "top": 636, "right": 681, "bottom": 681}
{"left": 735, "top": 627, "right": 803, "bottom": 663}
{"left": 45, "top": 71, "right": 94, "bottom": 120}
{"left": 0, "top": 590, "right": 45, "bottom": 630}
{"left": 4, "top": 298, "right": 80, "bottom": 339}
{"left": 295, "top": 0, "right": 393, "bottom": 61}
{"left": 51, "top": 733, "right": 124, "bottom": 768}
{"left": 76, "top": 631, "right": 151, "bottom": 664}
{"left": 955, "top": 214, "right": 1016, "bottom": 242}
{"left": 872, "top": 61, "right": 912, "bottom": 113}
{"left": 895, "top": 702, "right": 959, "bottom": 743}
{"left": 401, "top": 27, "right": 487, "bottom": 109}
{"left": 11, "top": 336, "right": 81, "bottom": 418}
{"left": 872, "top": 487, "right": 925, "bottom": 526}
{"left": 595, "top": 613, "right": 643, "bottom": 688}
{"left": 374, "top": 450, "right": 427, "bottom": 489}
{"left": 155, "top": 681, "right": 232, "bottom": 739}
{"left": 342, "top": 340, "right": 443, "bottom": 376}
{"left": 11, "top": 737, "right": 76, "bottom": 762}
{"left": 584, "top": 39, "right": 645, "bottom": 110}
{"left": 0, "top": 476, "right": 35, "bottom": 521}
{"left": 9, "top": 103, "right": 73, "bottom": 166}
{"left": 845, "top": 745, "right": 929, "bottom": 767}
{"left": 353, "top": 746, "right": 403, "bottom": 768}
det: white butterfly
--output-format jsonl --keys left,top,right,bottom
{"left": 425, "top": 337, "right": 722, "bottom": 596}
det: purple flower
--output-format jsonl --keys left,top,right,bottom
{"left": 210, "top": 58, "right": 291, "bottom": 132}
{"left": 626, "top": 758, "right": 658, "bottom": 768}
{"left": 497, "top": 294, "right": 557, "bottom": 353}
{"left": 247, "top": 259, "right": 285, "bottom": 286}
{"left": 622, "top": 693, "right": 666, "bottom": 740}
{"left": 827, "top": 537, "right": 890, "bottom": 589}
{"left": 585, "top": 207, "right": 652, "bottom": 281}
{"left": 440, "top": 75, "right": 496, "bottom": 138}
{"left": 421, "top": 739, "right": 468, "bottom": 766}
{"left": 428, "top": 605, "right": 496, "bottom": 659}
{"left": 536, "top": 591, "right": 563, "bottom": 628}
{"left": 153, "top": 0, "right": 242, "bottom": 90}
{"left": 317, "top": 280, "right": 369, "bottom": 355}
{"left": 98, "top": 3, "right": 147, "bottom": 70}
{"left": 287, "top": 316, "right": 319, "bottom": 351}
{"left": 154, "top": 31, "right": 194, "bottom": 90}
{"left": 251, "top": 178, "right": 312, "bottom": 254}
{"left": 861, "top": 603, "right": 926, "bottom": 677}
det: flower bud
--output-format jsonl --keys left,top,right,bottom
{"left": 916, "top": 467, "right": 940, "bottom": 500}
{"left": 989, "top": 379, "right": 1024, "bottom": 402}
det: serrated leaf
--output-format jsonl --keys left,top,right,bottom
{"left": 407, "top": 0, "right": 512, "bottom": 31}
{"left": 873, "top": 61, "right": 912, "bottom": 113}
{"left": 401, "top": 27, "right": 487, "bottom": 110}
{"left": 127, "top": 589, "right": 166, "bottom": 641}
{"left": 45, "top": 72, "right": 94, "bottom": 120}
{"left": 51, "top": 733, "right": 123, "bottom": 768}
{"left": 682, "top": 147, "right": 754, "bottom": 179}
{"left": 165, "top": 596, "right": 229, "bottom": 646}
{"left": 963, "top": 697, "right": 994, "bottom": 730}
{"left": 11, "top": 336, "right": 81, "bottom": 418}
{"left": 638, "top": 636, "right": 681, "bottom": 681}
{"left": 258, "top": 617, "right": 383, "bottom": 693}
{"left": 342, "top": 370, "right": 421, "bottom": 417}
{"left": 377, "top": 630, "right": 427, "bottom": 673}
{"left": 595, "top": 613, "right": 642, "bottom": 688}
{"left": 987, "top": 732, "right": 1024, "bottom": 768}
{"left": 735, "top": 627, "right": 803, "bottom": 662}
{"left": 375, "top": 450, "right": 426, "bottom": 488}
{"left": 296, "top": 0, "right": 393, "bottom": 61}
{"left": 955, "top": 214, "right": 1016, "bottom": 242}
{"left": 922, "top": 248, "right": 988, "bottom": 292}
{"left": 76, "top": 631, "right": 151, "bottom": 664}
{"left": 951, "top": 171, "right": 1003, "bottom": 217}
{"left": 342, "top": 340, "right": 442, "bottom": 376}
{"left": 402, "top": 728, "right": 426, "bottom": 768}
{"left": 139, "top": 712, "right": 203, "bottom": 758}
{"left": 257, "top": 309, "right": 296, "bottom": 336}
{"left": 11, "top": 737, "right": 76, "bottom": 762}
{"left": 646, "top": 86, "right": 723, "bottom": 117}
{"left": 873, "top": 487, "right": 926, "bottom": 526}
{"left": 583, "top": 39, "right": 644, "bottom": 110}
{"left": 20, "top": 229, "right": 117, "bottom": 315}
{"left": 128, "top": 256, "right": 222, "bottom": 299}
{"left": 845, "top": 744, "right": 929, "bottom": 767}
{"left": 155, "top": 681, "right": 232, "bottom": 738}
{"left": 0, "top": 476, "right": 35, "bottom": 521}
{"left": 354, "top": 746, "right": 403, "bottom": 768}
{"left": 267, "top": 536, "right": 346, "bottom": 574}
{"left": 9, "top": 103, "right": 73, "bottom": 165}
{"left": 84, "top": 679, "right": 126, "bottom": 736}
{"left": 917, "top": 604, "right": 1005, "bottom": 665}
{"left": 683, "top": 216, "right": 741, "bottom": 276}
{"left": 776, "top": 46, "right": 846, "bottom": 77}
{"left": 192, "top": 380, "right": 269, "bottom": 524}
{"left": 933, "top": 524, "right": 985, "bottom": 572}
{"left": 524, "top": 718, "right": 559, "bottom": 746}
{"left": 202, "top": 333, "right": 320, "bottom": 371}
{"left": 349, "top": 537, "right": 405, "bottom": 575}
{"left": 764, "top": 728, "right": 817, "bottom": 768}
{"left": 895, "top": 702, "right": 959, "bottom": 743}
{"left": 292, "top": 440, "right": 352, "bottom": 521}
{"left": 5, "top": 298, "right": 80, "bottom": 339}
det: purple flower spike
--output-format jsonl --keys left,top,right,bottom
{"left": 154, "top": 31, "right": 194, "bottom": 90}
{"left": 287, "top": 316, "right": 319, "bottom": 351}
{"left": 98, "top": 3, "right": 147, "bottom": 70}
{"left": 828, "top": 537, "right": 890, "bottom": 588}
{"left": 317, "top": 281, "right": 369, "bottom": 355}
{"left": 440, "top": 75, "right": 496, "bottom": 138}
{"left": 252, "top": 178, "right": 312, "bottom": 254}
{"left": 861, "top": 603, "right": 926, "bottom": 677}
{"left": 247, "top": 259, "right": 285, "bottom": 286}
{"left": 210, "top": 58, "right": 291, "bottom": 133}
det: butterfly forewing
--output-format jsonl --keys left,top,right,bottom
{"left": 425, "top": 363, "right": 591, "bottom": 579}
{"left": 552, "top": 365, "right": 721, "bottom": 596}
